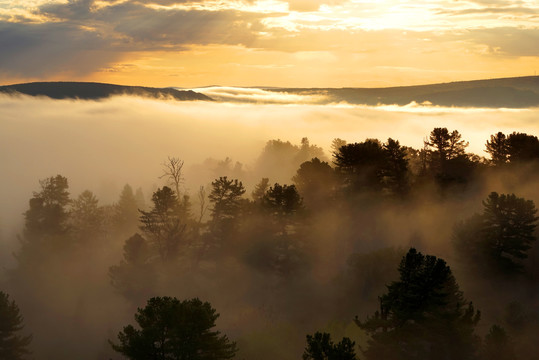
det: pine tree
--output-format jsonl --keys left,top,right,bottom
{"left": 0, "top": 291, "right": 32, "bottom": 360}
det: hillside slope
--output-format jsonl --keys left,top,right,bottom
{"left": 270, "top": 76, "right": 539, "bottom": 108}
{"left": 0, "top": 82, "right": 213, "bottom": 101}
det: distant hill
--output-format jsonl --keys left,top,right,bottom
{"left": 0, "top": 82, "right": 213, "bottom": 101}
{"left": 268, "top": 76, "right": 539, "bottom": 108}
{"left": 3, "top": 77, "right": 539, "bottom": 108}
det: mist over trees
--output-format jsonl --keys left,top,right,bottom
{"left": 2, "top": 129, "right": 539, "bottom": 359}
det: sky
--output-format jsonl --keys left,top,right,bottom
{"left": 1, "top": 0, "right": 539, "bottom": 87}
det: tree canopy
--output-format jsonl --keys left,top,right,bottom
{"left": 453, "top": 192, "right": 538, "bottom": 274}
{"left": 356, "top": 248, "right": 480, "bottom": 360}
{"left": 302, "top": 332, "right": 357, "bottom": 360}
{"left": 111, "top": 297, "right": 237, "bottom": 360}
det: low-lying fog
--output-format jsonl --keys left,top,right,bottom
{"left": 1, "top": 90, "right": 538, "bottom": 247}
{"left": 3, "top": 89, "right": 539, "bottom": 360}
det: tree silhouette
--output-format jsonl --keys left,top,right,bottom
{"left": 485, "top": 132, "right": 509, "bottom": 165}
{"left": 381, "top": 138, "right": 409, "bottom": 195}
{"left": 69, "top": 190, "right": 106, "bottom": 245}
{"left": 0, "top": 291, "right": 32, "bottom": 360}
{"left": 251, "top": 177, "right": 270, "bottom": 203}
{"left": 334, "top": 139, "right": 386, "bottom": 192}
{"left": 303, "top": 332, "right": 357, "bottom": 360}
{"left": 159, "top": 156, "right": 185, "bottom": 197}
{"left": 109, "top": 233, "right": 155, "bottom": 303}
{"left": 425, "top": 127, "right": 468, "bottom": 165}
{"left": 356, "top": 248, "right": 480, "bottom": 360}
{"left": 481, "top": 325, "right": 516, "bottom": 360}
{"left": 506, "top": 132, "right": 539, "bottom": 162}
{"left": 23, "top": 175, "right": 70, "bottom": 240}
{"left": 454, "top": 192, "right": 538, "bottom": 274}
{"left": 208, "top": 177, "right": 246, "bottom": 238}
{"left": 263, "top": 183, "right": 303, "bottom": 234}
{"left": 482, "top": 192, "right": 538, "bottom": 272}
{"left": 293, "top": 158, "right": 337, "bottom": 208}
{"left": 139, "top": 187, "right": 186, "bottom": 262}
{"left": 111, "top": 297, "right": 237, "bottom": 360}
{"left": 14, "top": 175, "right": 71, "bottom": 271}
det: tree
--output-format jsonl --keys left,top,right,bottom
{"left": 481, "top": 325, "right": 516, "bottom": 360}
{"left": 263, "top": 183, "right": 303, "bottom": 235}
{"left": 356, "top": 248, "right": 480, "bottom": 360}
{"left": 160, "top": 156, "right": 185, "bottom": 198}
{"left": 454, "top": 192, "right": 538, "bottom": 274}
{"left": 139, "top": 187, "right": 186, "bottom": 262}
{"left": 330, "top": 138, "right": 347, "bottom": 159}
{"left": 481, "top": 192, "right": 538, "bottom": 272}
{"left": 14, "top": 175, "right": 71, "bottom": 270}
{"left": 485, "top": 132, "right": 509, "bottom": 165}
{"left": 251, "top": 178, "right": 270, "bottom": 203}
{"left": 69, "top": 190, "right": 106, "bottom": 245}
{"left": 255, "top": 138, "right": 325, "bottom": 183}
{"left": 0, "top": 291, "right": 32, "bottom": 360}
{"left": 23, "top": 175, "right": 70, "bottom": 240}
{"left": 381, "top": 138, "right": 409, "bottom": 195}
{"left": 114, "top": 184, "right": 141, "bottom": 237}
{"left": 293, "top": 158, "right": 337, "bottom": 207}
{"left": 110, "top": 297, "right": 237, "bottom": 360}
{"left": 109, "top": 234, "right": 155, "bottom": 303}
{"left": 208, "top": 177, "right": 246, "bottom": 237}
{"left": 303, "top": 332, "right": 357, "bottom": 360}
{"left": 506, "top": 132, "right": 539, "bottom": 162}
{"left": 333, "top": 139, "right": 386, "bottom": 192}
{"left": 424, "top": 128, "right": 475, "bottom": 187}
{"left": 425, "top": 127, "right": 468, "bottom": 165}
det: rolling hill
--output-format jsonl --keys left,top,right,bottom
{"left": 267, "top": 76, "right": 539, "bottom": 108}
{"left": 2, "top": 76, "right": 539, "bottom": 108}
{"left": 0, "top": 82, "right": 213, "bottom": 101}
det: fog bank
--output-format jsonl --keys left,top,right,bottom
{"left": 1, "top": 93, "right": 538, "bottom": 248}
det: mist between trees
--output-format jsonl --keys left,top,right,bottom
{"left": 2, "top": 128, "right": 539, "bottom": 360}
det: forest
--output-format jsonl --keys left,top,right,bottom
{"left": 2, "top": 128, "right": 539, "bottom": 360}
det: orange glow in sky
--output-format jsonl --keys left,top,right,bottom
{"left": 1, "top": 0, "right": 539, "bottom": 87}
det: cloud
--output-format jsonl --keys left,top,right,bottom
{"left": 287, "top": 0, "right": 349, "bottom": 12}
{"left": 188, "top": 86, "right": 328, "bottom": 103}
{"left": 449, "top": 27, "right": 539, "bottom": 57}
{"left": 0, "top": 0, "right": 270, "bottom": 76}
{"left": 0, "top": 21, "right": 122, "bottom": 77}
{"left": 1, "top": 0, "right": 538, "bottom": 82}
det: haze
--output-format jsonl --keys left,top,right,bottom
{"left": 2, "top": 91, "right": 538, "bottom": 239}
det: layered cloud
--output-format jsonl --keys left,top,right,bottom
{"left": 1, "top": 0, "right": 538, "bottom": 85}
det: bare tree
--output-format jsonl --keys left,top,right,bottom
{"left": 159, "top": 156, "right": 184, "bottom": 197}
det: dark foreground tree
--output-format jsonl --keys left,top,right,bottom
{"left": 356, "top": 248, "right": 480, "bottom": 360}
{"left": 111, "top": 297, "right": 237, "bottom": 360}
{"left": 303, "top": 332, "right": 357, "bottom": 360}
{"left": 0, "top": 291, "right": 32, "bottom": 360}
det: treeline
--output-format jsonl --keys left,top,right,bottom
{"left": 2, "top": 128, "right": 539, "bottom": 359}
